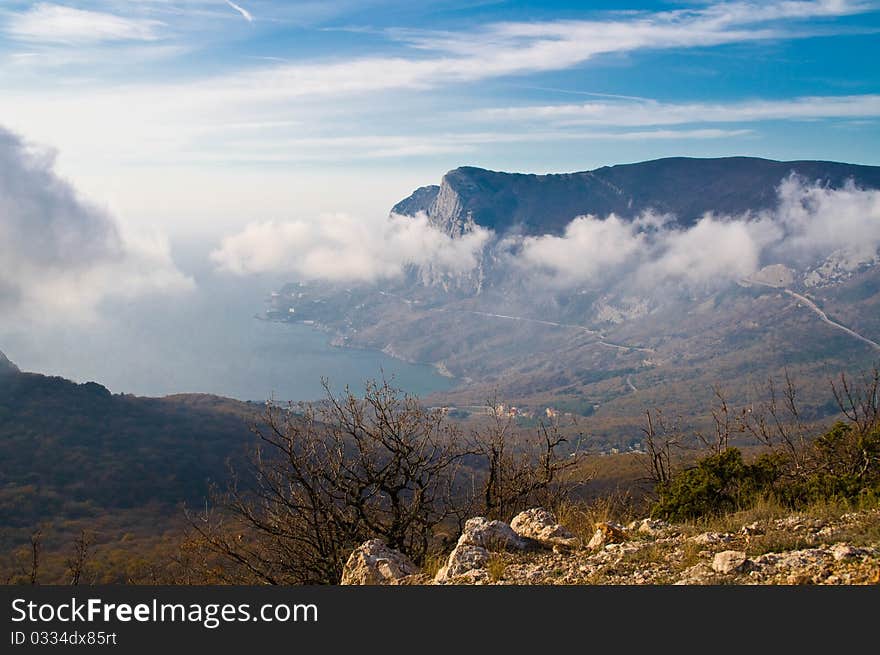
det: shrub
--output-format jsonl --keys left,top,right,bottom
{"left": 787, "top": 422, "right": 880, "bottom": 505}
{"left": 652, "top": 449, "right": 786, "bottom": 521}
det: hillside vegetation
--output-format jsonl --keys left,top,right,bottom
{"left": 0, "top": 367, "right": 261, "bottom": 573}
{"left": 2, "top": 356, "right": 878, "bottom": 585}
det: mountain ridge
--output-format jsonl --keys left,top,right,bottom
{"left": 0, "top": 350, "right": 18, "bottom": 375}
{"left": 392, "top": 156, "right": 880, "bottom": 237}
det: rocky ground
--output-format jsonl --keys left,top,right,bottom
{"left": 341, "top": 506, "right": 880, "bottom": 585}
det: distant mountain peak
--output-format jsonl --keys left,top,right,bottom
{"left": 392, "top": 156, "right": 880, "bottom": 237}
{"left": 0, "top": 350, "right": 19, "bottom": 375}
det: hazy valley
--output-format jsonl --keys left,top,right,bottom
{"left": 263, "top": 157, "right": 880, "bottom": 447}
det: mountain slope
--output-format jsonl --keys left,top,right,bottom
{"left": 0, "top": 350, "right": 18, "bottom": 375}
{"left": 392, "top": 157, "right": 880, "bottom": 236}
{"left": 0, "top": 366, "right": 261, "bottom": 549}
{"left": 272, "top": 156, "right": 880, "bottom": 445}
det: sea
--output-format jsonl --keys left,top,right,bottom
{"left": 0, "top": 244, "right": 453, "bottom": 402}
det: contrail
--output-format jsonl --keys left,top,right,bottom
{"left": 224, "top": 0, "right": 253, "bottom": 23}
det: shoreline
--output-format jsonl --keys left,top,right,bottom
{"left": 257, "top": 313, "right": 461, "bottom": 387}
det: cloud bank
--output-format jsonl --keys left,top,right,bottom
{"left": 520, "top": 177, "right": 880, "bottom": 290}
{"left": 211, "top": 177, "right": 880, "bottom": 292}
{"left": 0, "top": 126, "right": 193, "bottom": 322}
{"left": 211, "top": 212, "right": 491, "bottom": 283}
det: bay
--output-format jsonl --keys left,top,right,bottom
{"left": 0, "top": 244, "right": 454, "bottom": 402}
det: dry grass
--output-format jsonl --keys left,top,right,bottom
{"left": 677, "top": 539, "right": 706, "bottom": 570}
{"left": 689, "top": 497, "right": 792, "bottom": 535}
{"left": 486, "top": 553, "right": 508, "bottom": 582}
{"left": 555, "top": 492, "right": 639, "bottom": 543}
{"left": 746, "top": 530, "right": 815, "bottom": 557}
{"left": 421, "top": 552, "right": 446, "bottom": 579}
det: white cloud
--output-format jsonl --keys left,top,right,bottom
{"left": 211, "top": 212, "right": 492, "bottom": 283}
{"left": 165, "top": 128, "right": 749, "bottom": 164}
{"left": 477, "top": 95, "right": 880, "bottom": 128}
{"left": 636, "top": 218, "right": 763, "bottom": 286}
{"left": 518, "top": 178, "right": 880, "bottom": 290}
{"left": 211, "top": 177, "right": 880, "bottom": 291}
{"left": 202, "top": 0, "right": 864, "bottom": 102}
{"left": 769, "top": 175, "right": 880, "bottom": 266}
{"left": 520, "top": 215, "right": 645, "bottom": 285}
{"left": 6, "top": 3, "right": 165, "bottom": 44}
{"left": 0, "top": 126, "right": 193, "bottom": 323}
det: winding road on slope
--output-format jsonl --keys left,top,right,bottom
{"left": 378, "top": 290, "right": 656, "bottom": 352}
{"left": 784, "top": 289, "right": 880, "bottom": 352}
{"left": 745, "top": 280, "right": 880, "bottom": 352}
{"left": 430, "top": 307, "right": 655, "bottom": 353}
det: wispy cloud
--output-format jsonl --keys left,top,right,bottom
{"left": 6, "top": 3, "right": 165, "bottom": 45}
{"left": 224, "top": 0, "right": 254, "bottom": 23}
{"left": 379, "top": 0, "right": 869, "bottom": 84}
{"left": 165, "top": 128, "right": 751, "bottom": 163}
{"left": 10, "top": 1, "right": 869, "bottom": 95}
{"left": 476, "top": 95, "right": 880, "bottom": 128}
{"left": 0, "top": 0, "right": 875, "bottom": 204}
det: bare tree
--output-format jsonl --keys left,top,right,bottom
{"left": 189, "top": 379, "right": 475, "bottom": 584}
{"left": 475, "top": 406, "right": 581, "bottom": 521}
{"left": 66, "top": 530, "right": 93, "bottom": 586}
{"left": 738, "top": 371, "right": 811, "bottom": 470}
{"left": 831, "top": 366, "right": 880, "bottom": 434}
{"left": 29, "top": 530, "right": 41, "bottom": 585}
{"left": 642, "top": 408, "right": 680, "bottom": 486}
{"left": 696, "top": 387, "right": 738, "bottom": 455}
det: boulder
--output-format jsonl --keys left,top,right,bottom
{"left": 434, "top": 516, "right": 529, "bottom": 583}
{"left": 740, "top": 522, "right": 765, "bottom": 536}
{"left": 626, "top": 518, "right": 669, "bottom": 537}
{"left": 830, "top": 543, "right": 864, "bottom": 561}
{"left": 712, "top": 550, "right": 750, "bottom": 574}
{"left": 510, "top": 508, "right": 580, "bottom": 550}
{"left": 459, "top": 517, "right": 530, "bottom": 552}
{"left": 340, "top": 539, "right": 418, "bottom": 585}
{"left": 434, "top": 544, "right": 491, "bottom": 583}
{"left": 587, "top": 522, "right": 628, "bottom": 550}
{"left": 691, "top": 531, "right": 734, "bottom": 546}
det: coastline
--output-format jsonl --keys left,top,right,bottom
{"left": 258, "top": 313, "right": 461, "bottom": 387}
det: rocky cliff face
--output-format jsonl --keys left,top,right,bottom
{"left": 390, "top": 184, "right": 439, "bottom": 219}
{"left": 391, "top": 171, "right": 479, "bottom": 238}
{"left": 0, "top": 350, "right": 19, "bottom": 375}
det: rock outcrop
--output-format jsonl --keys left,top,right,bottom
{"left": 343, "top": 508, "right": 880, "bottom": 585}
{"left": 435, "top": 544, "right": 492, "bottom": 583}
{"left": 434, "top": 516, "right": 534, "bottom": 584}
{"left": 712, "top": 550, "right": 750, "bottom": 574}
{"left": 587, "top": 522, "right": 629, "bottom": 550}
{"left": 458, "top": 517, "right": 531, "bottom": 552}
{"left": 510, "top": 508, "right": 579, "bottom": 550}
{"left": 340, "top": 539, "right": 419, "bottom": 585}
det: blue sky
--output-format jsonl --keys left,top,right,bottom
{"left": 1, "top": 0, "right": 879, "bottom": 237}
